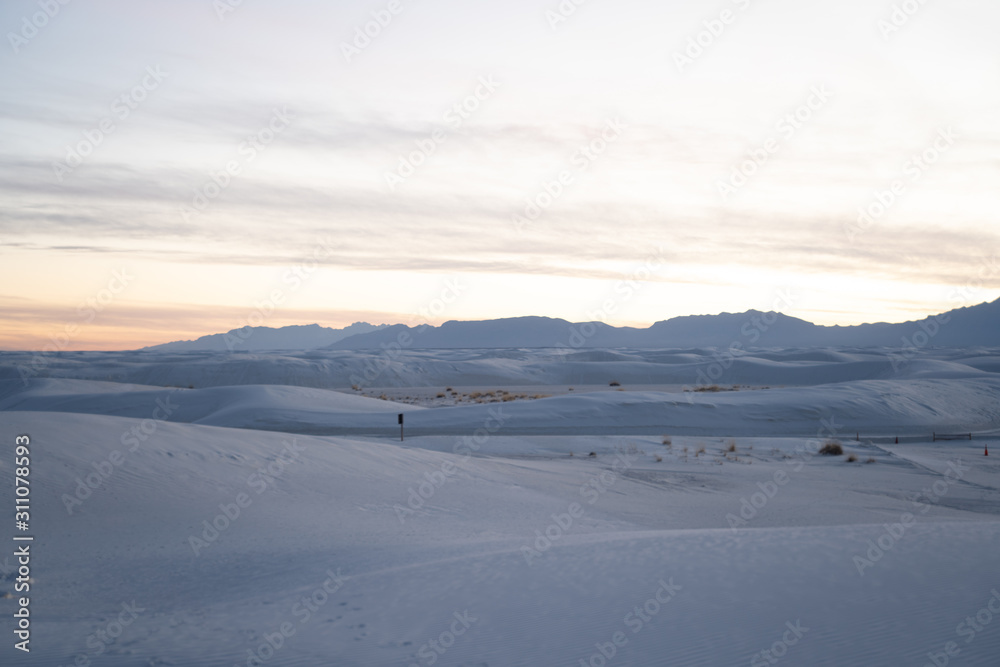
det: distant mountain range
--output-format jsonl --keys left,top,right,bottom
{"left": 143, "top": 299, "right": 999, "bottom": 351}
{"left": 143, "top": 322, "right": 388, "bottom": 352}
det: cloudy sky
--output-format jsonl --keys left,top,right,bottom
{"left": 1, "top": 0, "right": 997, "bottom": 349}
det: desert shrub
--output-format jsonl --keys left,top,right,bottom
{"left": 609, "top": 381, "right": 621, "bottom": 387}
{"left": 725, "top": 439, "right": 737, "bottom": 453}
{"left": 865, "top": 457, "right": 876, "bottom": 464}
{"left": 818, "top": 441, "right": 843, "bottom": 456}
{"left": 662, "top": 435, "right": 672, "bottom": 446}
{"left": 445, "top": 387, "right": 452, "bottom": 392}
{"left": 588, "top": 452, "right": 596, "bottom": 457}
{"left": 846, "top": 454, "right": 858, "bottom": 463}
{"left": 436, "top": 393, "right": 445, "bottom": 398}
{"left": 655, "top": 455, "right": 663, "bottom": 462}
{"left": 617, "top": 442, "right": 641, "bottom": 456}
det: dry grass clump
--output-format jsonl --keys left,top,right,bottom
{"left": 662, "top": 435, "right": 672, "bottom": 446}
{"left": 818, "top": 440, "right": 843, "bottom": 456}
{"left": 846, "top": 453, "right": 858, "bottom": 463}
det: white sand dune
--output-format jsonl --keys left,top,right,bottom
{"left": 1, "top": 348, "right": 998, "bottom": 665}
{"left": 3, "top": 374, "right": 998, "bottom": 437}
{"left": 2, "top": 346, "right": 996, "bottom": 390}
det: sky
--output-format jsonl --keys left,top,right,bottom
{"left": 1, "top": 0, "right": 998, "bottom": 350}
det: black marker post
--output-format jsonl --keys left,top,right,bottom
{"left": 398, "top": 413, "right": 404, "bottom": 442}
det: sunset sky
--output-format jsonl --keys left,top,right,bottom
{"left": 1, "top": 0, "right": 998, "bottom": 350}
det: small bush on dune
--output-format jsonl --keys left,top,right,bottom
{"left": 725, "top": 439, "right": 737, "bottom": 453}
{"left": 846, "top": 454, "right": 858, "bottom": 463}
{"left": 662, "top": 435, "right": 672, "bottom": 446}
{"left": 865, "top": 457, "right": 876, "bottom": 464}
{"left": 609, "top": 381, "right": 621, "bottom": 387}
{"left": 818, "top": 441, "right": 843, "bottom": 456}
